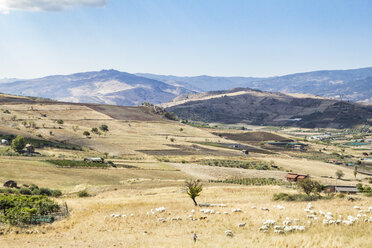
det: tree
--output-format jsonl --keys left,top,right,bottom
{"left": 83, "top": 131, "right": 90, "bottom": 138}
{"left": 56, "top": 119, "right": 64, "bottom": 125}
{"left": 99, "top": 124, "right": 109, "bottom": 132}
{"left": 185, "top": 180, "right": 203, "bottom": 206}
{"left": 353, "top": 166, "right": 358, "bottom": 178}
{"left": 335, "top": 170, "right": 345, "bottom": 179}
{"left": 11, "top": 135, "right": 26, "bottom": 153}
{"left": 103, "top": 152, "right": 109, "bottom": 159}
{"left": 297, "top": 178, "right": 322, "bottom": 195}
{"left": 91, "top": 127, "right": 99, "bottom": 134}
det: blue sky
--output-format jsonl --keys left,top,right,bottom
{"left": 1, "top": 0, "right": 372, "bottom": 78}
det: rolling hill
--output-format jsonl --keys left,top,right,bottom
{"left": 139, "top": 67, "right": 372, "bottom": 103}
{"left": 164, "top": 88, "right": 372, "bottom": 128}
{"left": 0, "top": 70, "right": 193, "bottom": 106}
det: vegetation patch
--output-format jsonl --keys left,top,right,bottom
{"left": 196, "top": 159, "right": 275, "bottom": 170}
{"left": 0, "top": 194, "right": 60, "bottom": 225}
{"left": 46, "top": 159, "right": 109, "bottom": 168}
{"left": 210, "top": 177, "right": 287, "bottom": 186}
{"left": 272, "top": 193, "right": 327, "bottom": 201}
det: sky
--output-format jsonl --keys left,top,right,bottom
{"left": 0, "top": 0, "right": 372, "bottom": 78}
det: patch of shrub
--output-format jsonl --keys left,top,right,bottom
{"left": 78, "top": 190, "right": 90, "bottom": 198}
{"left": 211, "top": 178, "right": 287, "bottom": 186}
{"left": 46, "top": 159, "right": 108, "bottom": 168}
{"left": 39, "top": 188, "right": 52, "bottom": 196}
{"left": 51, "top": 190, "right": 62, "bottom": 197}
{"left": 273, "top": 193, "right": 324, "bottom": 202}
{"left": 0, "top": 194, "right": 60, "bottom": 225}
{"left": 19, "top": 187, "right": 32, "bottom": 195}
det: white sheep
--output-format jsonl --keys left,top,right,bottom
{"left": 260, "top": 207, "right": 269, "bottom": 211}
{"left": 225, "top": 230, "right": 233, "bottom": 237}
{"left": 232, "top": 208, "right": 243, "bottom": 212}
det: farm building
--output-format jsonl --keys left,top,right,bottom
{"left": 84, "top": 157, "right": 104, "bottom": 163}
{"left": 25, "top": 144, "right": 35, "bottom": 153}
{"left": 286, "top": 173, "right": 308, "bottom": 182}
{"left": 324, "top": 185, "right": 359, "bottom": 194}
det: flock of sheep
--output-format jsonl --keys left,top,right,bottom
{"left": 104, "top": 202, "right": 372, "bottom": 237}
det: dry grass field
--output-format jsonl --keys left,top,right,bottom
{"left": 1, "top": 96, "right": 372, "bottom": 247}
{"left": 0, "top": 186, "right": 371, "bottom": 248}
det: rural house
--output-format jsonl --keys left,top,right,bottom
{"left": 25, "top": 144, "right": 35, "bottom": 153}
{"left": 286, "top": 173, "right": 308, "bottom": 182}
{"left": 323, "top": 185, "right": 359, "bottom": 194}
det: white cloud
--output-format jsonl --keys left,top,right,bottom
{"left": 0, "top": 0, "right": 107, "bottom": 14}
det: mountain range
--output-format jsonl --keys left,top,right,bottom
{"left": 140, "top": 67, "right": 372, "bottom": 103}
{"left": 0, "top": 70, "right": 193, "bottom": 106}
{"left": 0, "top": 67, "right": 372, "bottom": 106}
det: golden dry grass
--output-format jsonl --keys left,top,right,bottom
{"left": 0, "top": 185, "right": 371, "bottom": 248}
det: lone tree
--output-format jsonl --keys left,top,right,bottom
{"left": 297, "top": 178, "right": 322, "bottom": 195}
{"left": 185, "top": 180, "right": 203, "bottom": 206}
{"left": 353, "top": 166, "right": 358, "bottom": 178}
{"left": 336, "top": 170, "right": 345, "bottom": 179}
{"left": 83, "top": 131, "right": 90, "bottom": 138}
{"left": 11, "top": 135, "right": 26, "bottom": 153}
{"left": 91, "top": 127, "right": 99, "bottom": 134}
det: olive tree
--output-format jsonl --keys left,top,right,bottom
{"left": 11, "top": 135, "right": 26, "bottom": 153}
{"left": 185, "top": 180, "right": 203, "bottom": 206}
{"left": 336, "top": 170, "right": 345, "bottom": 179}
{"left": 297, "top": 178, "right": 322, "bottom": 195}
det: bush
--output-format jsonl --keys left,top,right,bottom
{"left": 56, "top": 119, "right": 64, "bottom": 124}
{"left": 39, "top": 188, "right": 52, "bottom": 196}
{"left": 78, "top": 190, "right": 90, "bottom": 197}
{"left": 99, "top": 124, "right": 109, "bottom": 132}
{"left": 51, "top": 190, "right": 62, "bottom": 197}
{"left": 273, "top": 193, "right": 323, "bottom": 202}
{"left": 19, "top": 188, "right": 32, "bottom": 195}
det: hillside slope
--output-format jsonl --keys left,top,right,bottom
{"left": 0, "top": 70, "right": 193, "bottom": 106}
{"left": 139, "top": 67, "right": 372, "bottom": 103}
{"left": 165, "top": 89, "right": 372, "bottom": 128}
{"left": 0, "top": 94, "right": 226, "bottom": 156}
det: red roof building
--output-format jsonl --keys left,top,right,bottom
{"left": 286, "top": 173, "right": 308, "bottom": 182}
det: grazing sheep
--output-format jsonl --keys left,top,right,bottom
{"left": 200, "top": 216, "right": 207, "bottom": 220}
{"left": 171, "top": 217, "right": 182, "bottom": 221}
{"left": 223, "top": 211, "right": 229, "bottom": 215}
{"left": 232, "top": 208, "right": 243, "bottom": 213}
{"left": 191, "top": 209, "right": 195, "bottom": 214}
{"left": 225, "top": 230, "right": 233, "bottom": 237}
{"left": 283, "top": 218, "right": 291, "bottom": 226}
{"left": 157, "top": 218, "right": 166, "bottom": 222}
{"left": 251, "top": 206, "right": 257, "bottom": 209}
{"left": 156, "top": 207, "right": 166, "bottom": 212}
{"left": 274, "top": 225, "right": 282, "bottom": 230}
{"left": 263, "top": 219, "right": 276, "bottom": 226}
{"left": 238, "top": 223, "right": 246, "bottom": 227}
{"left": 259, "top": 225, "right": 269, "bottom": 231}
{"left": 261, "top": 207, "right": 269, "bottom": 211}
